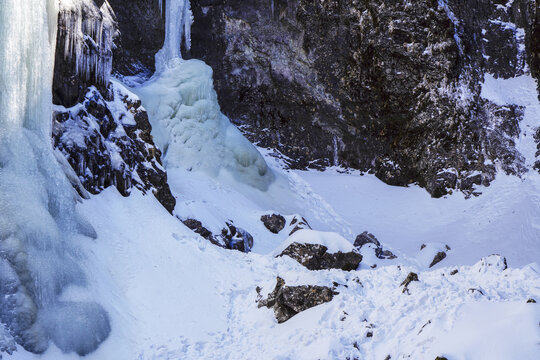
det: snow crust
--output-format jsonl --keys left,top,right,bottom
{"left": 274, "top": 229, "right": 356, "bottom": 255}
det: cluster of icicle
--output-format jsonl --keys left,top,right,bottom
{"left": 58, "top": 0, "right": 118, "bottom": 85}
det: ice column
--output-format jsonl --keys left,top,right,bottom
{"left": 136, "top": 0, "right": 274, "bottom": 190}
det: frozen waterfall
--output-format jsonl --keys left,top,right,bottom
{"left": 0, "top": 0, "right": 110, "bottom": 356}
{"left": 135, "top": 0, "right": 274, "bottom": 191}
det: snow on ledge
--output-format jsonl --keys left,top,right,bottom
{"left": 273, "top": 229, "right": 356, "bottom": 256}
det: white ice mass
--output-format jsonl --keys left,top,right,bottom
{"left": 0, "top": 0, "right": 110, "bottom": 356}
{"left": 135, "top": 0, "right": 274, "bottom": 191}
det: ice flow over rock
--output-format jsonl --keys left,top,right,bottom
{"left": 0, "top": 0, "right": 110, "bottom": 355}
{"left": 135, "top": 0, "right": 274, "bottom": 191}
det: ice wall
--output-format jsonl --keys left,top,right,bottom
{"left": 0, "top": 0, "right": 110, "bottom": 355}
{"left": 136, "top": 0, "right": 274, "bottom": 191}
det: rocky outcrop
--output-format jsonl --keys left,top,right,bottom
{"left": 261, "top": 213, "right": 286, "bottom": 234}
{"left": 354, "top": 232, "right": 396, "bottom": 260}
{"left": 221, "top": 221, "right": 254, "bottom": 253}
{"left": 257, "top": 277, "right": 337, "bottom": 323}
{"left": 278, "top": 242, "right": 362, "bottom": 271}
{"left": 52, "top": 0, "right": 176, "bottom": 212}
{"left": 53, "top": 83, "right": 176, "bottom": 212}
{"left": 189, "top": 0, "right": 537, "bottom": 197}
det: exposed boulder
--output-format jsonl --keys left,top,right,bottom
{"left": 473, "top": 255, "right": 508, "bottom": 273}
{"left": 354, "top": 232, "right": 381, "bottom": 249}
{"left": 261, "top": 213, "right": 286, "bottom": 234}
{"left": 221, "top": 221, "right": 254, "bottom": 253}
{"left": 429, "top": 252, "right": 447, "bottom": 268}
{"left": 180, "top": 218, "right": 222, "bottom": 247}
{"left": 257, "top": 277, "right": 338, "bottom": 323}
{"left": 354, "top": 232, "right": 397, "bottom": 260}
{"left": 278, "top": 242, "right": 362, "bottom": 271}
{"left": 400, "top": 272, "right": 419, "bottom": 294}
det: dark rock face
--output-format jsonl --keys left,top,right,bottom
{"left": 221, "top": 222, "right": 254, "bottom": 252}
{"left": 53, "top": 84, "right": 176, "bottom": 213}
{"left": 288, "top": 216, "right": 312, "bottom": 236}
{"left": 261, "top": 214, "right": 286, "bottom": 234}
{"left": 181, "top": 218, "right": 223, "bottom": 247}
{"left": 429, "top": 252, "right": 447, "bottom": 268}
{"left": 354, "top": 232, "right": 397, "bottom": 260}
{"left": 278, "top": 242, "right": 362, "bottom": 271}
{"left": 108, "top": 0, "right": 165, "bottom": 77}
{"left": 190, "top": 0, "right": 537, "bottom": 197}
{"left": 257, "top": 277, "right": 337, "bottom": 323}
{"left": 400, "top": 272, "right": 419, "bottom": 294}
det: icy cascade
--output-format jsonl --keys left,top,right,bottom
{"left": 0, "top": 0, "right": 110, "bottom": 356}
{"left": 155, "top": 0, "right": 192, "bottom": 72}
{"left": 58, "top": 0, "right": 117, "bottom": 85}
{"left": 135, "top": 0, "right": 274, "bottom": 190}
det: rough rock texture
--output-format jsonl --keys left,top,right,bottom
{"left": 180, "top": 218, "right": 223, "bottom": 247}
{"left": 288, "top": 215, "right": 312, "bottom": 236}
{"left": 52, "top": 0, "right": 176, "bottom": 212}
{"left": 257, "top": 277, "right": 337, "bottom": 323}
{"left": 190, "top": 0, "right": 537, "bottom": 197}
{"left": 278, "top": 242, "right": 362, "bottom": 271}
{"left": 429, "top": 251, "right": 447, "bottom": 268}
{"left": 400, "top": 272, "right": 419, "bottom": 294}
{"left": 53, "top": 84, "right": 176, "bottom": 213}
{"left": 354, "top": 232, "right": 397, "bottom": 260}
{"left": 108, "top": 0, "right": 165, "bottom": 78}
{"left": 261, "top": 214, "right": 286, "bottom": 234}
{"left": 221, "top": 222, "right": 254, "bottom": 253}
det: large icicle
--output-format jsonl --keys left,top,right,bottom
{"left": 136, "top": 0, "right": 274, "bottom": 190}
{"left": 0, "top": 0, "right": 110, "bottom": 356}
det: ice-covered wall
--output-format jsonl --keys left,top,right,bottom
{"left": 135, "top": 0, "right": 274, "bottom": 190}
{"left": 58, "top": 0, "right": 117, "bottom": 86}
{"left": 0, "top": 0, "right": 110, "bottom": 355}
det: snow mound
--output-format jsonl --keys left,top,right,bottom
{"left": 274, "top": 229, "right": 356, "bottom": 256}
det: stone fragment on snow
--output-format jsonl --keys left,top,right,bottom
{"left": 221, "top": 221, "right": 254, "bottom": 253}
{"left": 473, "top": 254, "right": 508, "bottom": 273}
{"left": 257, "top": 277, "right": 338, "bottom": 323}
{"left": 278, "top": 242, "right": 362, "bottom": 271}
{"left": 180, "top": 218, "right": 223, "bottom": 247}
{"left": 354, "top": 231, "right": 397, "bottom": 260}
{"left": 288, "top": 215, "right": 312, "bottom": 235}
{"left": 260, "top": 213, "right": 286, "bottom": 234}
{"left": 400, "top": 272, "right": 419, "bottom": 294}
{"left": 429, "top": 251, "right": 447, "bottom": 268}
{"left": 354, "top": 232, "right": 381, "bottom": 248}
